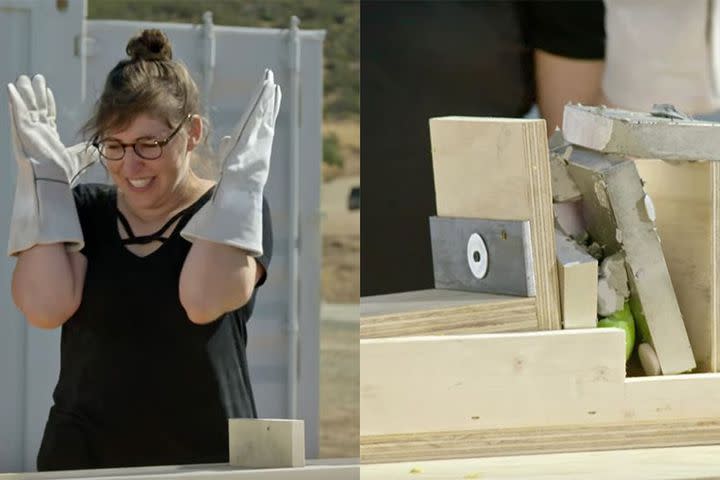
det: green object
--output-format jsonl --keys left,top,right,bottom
{"left": 598, "top": 301, "right": 636, "bottom": 361}
{"left": 629, "top": 293, "right": 651, "bottom": 344}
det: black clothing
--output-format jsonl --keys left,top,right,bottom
{"left": 361, "top": 0, "right": 605, "bottom": 296}
{"left": 37, "top": 183, "right": 272, "bottom": 470}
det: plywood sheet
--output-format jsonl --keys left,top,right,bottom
{"left": 429, "top": 117, "right": 560, "bottom": 330}
{"left": 360, "top": 289, "right": 536, "bottom": 339}
{"left": 360, "top": 329, "right": 626, "bottom": 437}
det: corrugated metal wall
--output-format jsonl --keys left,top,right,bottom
{"left": 0, "top": 0, "right": 323, "bottom": 472}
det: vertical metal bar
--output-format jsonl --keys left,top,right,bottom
{"left": 201, "top": 11, "right": 216, "bottom": 118}
{"left": 287, "top": 15, "right": 301, "bottom": 419}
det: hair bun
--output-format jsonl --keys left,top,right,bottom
{"left": 126, "top": 29, "right": 173, "bottom": 62}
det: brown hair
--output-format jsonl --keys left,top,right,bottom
{"left": 81, "top": 29, "right": 216, "bottom": 177}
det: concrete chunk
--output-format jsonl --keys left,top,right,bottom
{"left": 566, "top": 147, "right": 695, "bottom": 374}
{"left": 563, "top": 103, "right": 720, "bottom": 162}
{"left": 554, "top": 200, "right": 586, "bottom": 238}
{"left": 597, "top": 252, "right": 630, "bottom": 316}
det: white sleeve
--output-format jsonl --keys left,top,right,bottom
{"left": 603, "top": 0, "right": 720, "bottom": 115}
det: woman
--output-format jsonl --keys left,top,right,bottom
{"left": 7, "top": 29, "right": 280, "bottom": 470}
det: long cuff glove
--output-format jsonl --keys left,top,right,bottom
{"left": 181, "top": 69, "right": 281, "bottom": 256}
{"left": 7, "top": 74, "right": 97, "bottom": 256}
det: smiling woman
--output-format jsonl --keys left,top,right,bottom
{"left": 7, "top": 28, "right": 281, "bottom": 470}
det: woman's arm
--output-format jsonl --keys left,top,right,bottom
{"left": 534, "top": 49, "right": 605, "bottom": 134}
{"left": 179, "top": 240, "right": 263, "bottom": 325}
{"left": 12, "top": 246, "right": 86, "bottom": 329}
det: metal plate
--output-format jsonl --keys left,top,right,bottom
{"left": 429, "top": 217, "right": 535, "bottom": 296}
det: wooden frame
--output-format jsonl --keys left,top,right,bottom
{"left": 429, "top": 117, "right": 560, "bottom": 331}
{"left": 360, "top": 329, "right": 720, "bottom": 463}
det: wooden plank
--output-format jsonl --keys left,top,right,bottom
{"left": 0, "top": 461, "right": 358, "bottom": 479}
{"left": 429, "top": 117, "right": 560, "bottom": 330}
{"left": 361, "top": 327, "right": 720, "bottom": 463}
{"left": 360, "top": 329, "right": 626, "bottom": 437}
{"left": 361, "top": 419, "right": 720, "bottom": 464}
{"left": 714, "top": 161, "right": 720, "bottom": 372}
{"left": 360, "top": 289, "right": 536, "bottom": 339}
{"left": 555, "top": 230, "right": 598, "bottom": 329}
{"left": 361, "top": 445, "right": 720, "bottom": 479}
{"left": 563, "top": 103, "right": 720, "bottom": 161}
{"left": 567, "top": 148, "right": 696, "bottom": 374}
{"left": 229, "top": 419, "right": 305, "bottom": 468}
{"left": 633, "top": 160, "right": 716, "bottom": 372}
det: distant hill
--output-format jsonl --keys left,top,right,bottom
{"left": 88, "top": 0, "right": 359, "bottom": 120}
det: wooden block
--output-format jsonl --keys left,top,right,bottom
{"left": 555, "top": 230, "right": 598, "bottom": 329}
{"left": 566, "top": 147, "right": 695, "bottom": 374}
{"left": 360, "top": 289, "right": 537, "bottom": 339}
{"left": 429, "top": 117, "right": 560, "bottom": 330}
{"left": 229, "top": 419, "right": 305, "bottom": 468}
{"left": 360, "top": 329, "right": 626, "bottom": 437}
{"left": 563, "top": 104, "right": 720, "bottom": 161}
{"left": 633, "top": 159, "right": 719, "bottom": 372}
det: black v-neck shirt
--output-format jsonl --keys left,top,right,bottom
{"left": 37, "top": 183, "right": 273, "bottom": 471}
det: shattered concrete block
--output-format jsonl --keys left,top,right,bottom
{"left": 597, "top": 278, "right": 624, "bottom": 316}
{"left": 597, "top": 252, "right": 630, "bottom": 316}
{"left": 566, "top": 146, "right": 695, "bottom": 375}
{"left": 563, "top": 103, "right": 720, "bottom": 161}
{"left": 550, "top": 146, "right": 582, "bottom": 203}
{"left": 554, "top": 200, "right": 587, "bottom": 239}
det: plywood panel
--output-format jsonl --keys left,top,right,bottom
{"left": 430, "top": 117, "right": 560, "bottom": 330}
{"left": 360, "top": 329, "right": 626, "bottom": 437}
{"left": 634, "top": 160, "right": 715, "bottom": 372}
{"left": 360, "top": 289, "right": 536, "bottom": 339}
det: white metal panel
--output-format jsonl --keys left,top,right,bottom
{"left": 0, "top": 0, "right": 87, "bottom": 472}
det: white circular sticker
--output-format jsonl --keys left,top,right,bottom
{"left": 467, "top": 233, "right": 488, "bottom": 279}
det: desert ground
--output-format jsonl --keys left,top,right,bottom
{"left": 318, "top": 117, "right": 359, "bottom": 458}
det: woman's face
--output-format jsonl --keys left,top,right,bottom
{"left": 103, "top": 113, "right": 201, "bottom": 211}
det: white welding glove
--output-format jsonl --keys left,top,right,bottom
{"left": 7, "top": 74, "right": 97, "bottom": 256}
{"left": 181, "top": 69, "right": 281, "bottom": 256}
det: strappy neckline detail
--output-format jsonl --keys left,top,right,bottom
{"left": 112, "top": 186, "right": 215, "bottom": 258}
{"left": 117, "top": 203, "right": 196, "bottom": 246}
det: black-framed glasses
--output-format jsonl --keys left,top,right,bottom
{"left": 92, "top": 114, "right": 192, "bottom": 161}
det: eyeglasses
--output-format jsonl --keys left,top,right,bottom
{"left": 92, "top": 114, "right": 192, "bottom": 161}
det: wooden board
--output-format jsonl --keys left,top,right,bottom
{"left": 555, "top": 230, "right": 598, "bottom": 329}
{"left": 361, "top": 419, "right": 720, "bottom": 464}
{"left": 634, "top": 160, "right": 718, "bottom": 373}
{"left": 360, "top": 329, "right": 720, "bottom": 463}
{"left": 360, "top": 329, "right": 626, "bottom": 436}
{"left": 0, "top": 461, "right": 358, "bottom": 479}
{"left": 360, "top": 289, "right": 537, "bottom": 339}
{"left": 361, "top": 445, "right": 720, "bottom": 479}
{"left": 429, "top": 117, "right": 560, "bottom": 330}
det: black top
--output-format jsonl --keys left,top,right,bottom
{"left": 361, "top": 0, "right": 605, "bottom": 296}
{"left": 37, "top": 183, "right": 273, "bottom": 470}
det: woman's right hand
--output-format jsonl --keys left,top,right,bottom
{"left": 7, "top": 74, "right": 76, "bottom": 182}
